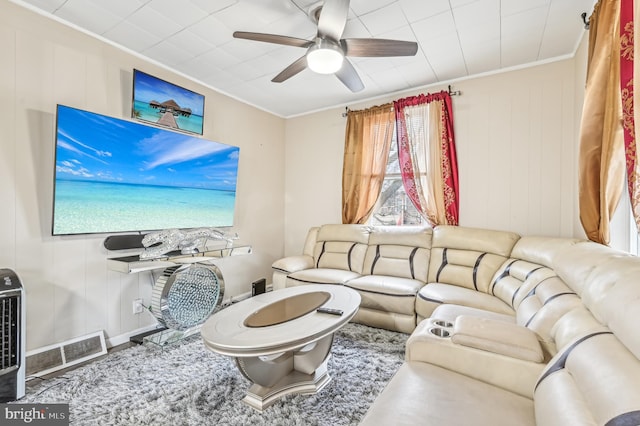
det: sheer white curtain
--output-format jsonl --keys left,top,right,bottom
{"left": 394, "top": 92, "right": 459, "bottom": 226}
{"left": 398, "top": 102, "right": 448, "bottom": 224}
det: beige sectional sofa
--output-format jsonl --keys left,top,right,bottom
{"left": 272, "top": 224, "right": 640, "bottom": 425}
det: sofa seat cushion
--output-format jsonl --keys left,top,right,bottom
{"left": 346, "top": 275, "right": 422, "bottom": 315}
{"left": 352, "top": 309, "right": 416, "bottom": 334}
{"left": 285, "top": 268, "right": 361, "bottom": 286}
{"left": 416, "top": 283, "right": 515, "bottom": 318}
{"left": 359, "top": 362, "right": 535, "bottom": 426}
{"left": 431, "top": 304, "right": 515, "bottom": 325}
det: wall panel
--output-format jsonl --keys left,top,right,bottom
{"left": 509, "top": 86, "right": 531, "bottom": 234}
{"left": 0, "top": 26, "right": 17, "bottom": 268}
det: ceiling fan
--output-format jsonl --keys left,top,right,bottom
{"left": 233, "top": 0, "right": 418, "bottom": 92}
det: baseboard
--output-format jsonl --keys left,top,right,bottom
{"left": 106, "top": 324, "right": 163, "bottom": 348}
{"left": 224, "top": 290, "right": 251, "bottom": 306}
{"left": 129, "top": 327, "right": 168, "bottom": 345}
{"left": 224, "top": 285, "right": 272, "bottom": 306}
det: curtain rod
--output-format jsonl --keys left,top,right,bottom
{"left": 341, "top": 85, "right": 461, "bottom": 117}
{"left": 581, "top": 12, "right": 590, "bottom": 30}
{"left": 447, "top": 85, "right": 461, "bottom": 96}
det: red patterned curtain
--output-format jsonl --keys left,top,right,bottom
{"left": 621, "top": 0, "right": 640, "bottom": 232}
{"left": 394, "top": 91, "right": 459, "bottom": 226}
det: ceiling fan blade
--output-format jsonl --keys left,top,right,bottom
{"left": 233, "top": 31, "right": 313, "bottom": 48}
{"left": 335, "top": 58, "right": 364, "bottom": 92}
{"left": 342, "top": 38, "right": 419, "bottom": 57}
{"left": 272, "top": 55, "right": 308, "bottom": 83}
{"left": 317, "top": 0, "right": 350, "bottom": 41}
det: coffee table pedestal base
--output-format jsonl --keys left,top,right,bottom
{"left": 235, "top": 334, "right": 334, "bottom": 411}
{"left": 241, "top": 359, "right": 331, "bottom": 411}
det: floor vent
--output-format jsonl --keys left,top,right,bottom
{"left": 26, "top": 331, "right": 107, "bottom": 379}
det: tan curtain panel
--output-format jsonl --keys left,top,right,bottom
{"left": 342, "top": 103, "right": 395, "bottom": 224}
{"left": 578, "top": 0, "right": 626, "bottom": 244}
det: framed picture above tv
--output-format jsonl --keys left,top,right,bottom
{"left": 132, "top": 69, "right": 205, "bottom": 135}
{"left": 52, "top": 104, "right": 240, "bottom": 236}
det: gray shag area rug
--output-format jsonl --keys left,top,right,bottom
{"left": 21, "top": 323, "right": 407, "bottom": 425}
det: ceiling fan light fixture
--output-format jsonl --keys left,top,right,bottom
{"left": 306, "top": 40, "right": 344, "bottom": 74}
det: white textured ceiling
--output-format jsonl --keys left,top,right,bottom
{"left": 17, "top": 0, "right": 596, "bottom": 117}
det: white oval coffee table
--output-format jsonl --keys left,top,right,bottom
{"left": 201, "top": 284, "right": 360, "bottom": 411}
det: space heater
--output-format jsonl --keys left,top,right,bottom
{"left": 0, "top": 269, "right": 25, "bottom": 401}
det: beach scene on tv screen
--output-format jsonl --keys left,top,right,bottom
{"left": 53, "top": 105, "right": 239, "bottom": 235}
{"left": 133, "top": 70, "right": 204, "bottom": 134}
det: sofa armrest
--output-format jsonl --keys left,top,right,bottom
{"left": 271, "top": 255, "right": 315, "bottom": 290}
{"left": 272, "top": 255, "right": 314, "bottom": 274}
{"left": 451, "top": 315, "right": 544, "bottom": 362}
{"left": 406, "top": 319, "right": 545, "bottom": 398}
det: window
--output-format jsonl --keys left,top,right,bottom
{"left": 630, "top": 212, "right": 639, "bottom": 256}
{"left": 368, "top": 129, "right": 427, "bottom": 226}
{"left": 613, "top": 186, "right": 639, "bottom": 255}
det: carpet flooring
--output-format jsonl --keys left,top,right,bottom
{"left": 21, "top": 323, "right": 408, "bottom": 425}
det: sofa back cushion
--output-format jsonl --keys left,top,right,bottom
{"left": 313, "top": 224, "right": 371, "bottom": 274}
{"left": 302, "top": 227, "right": 320, "bottom": 257}
{"left": 554, "top": 241, "right": 640, "bottom": 360}
{"left": 510, "top": 236, "right": 581, "bottom": 269}
{"left": 489, "top": 237, "right": 585, "bottom": 355}
{"left": 490, "top": 259, "right": 553, "bottom": 308}
{"left": 427, "top": 225, "right": 520, "bottom": 293}
{"left": 362, "top": 226, "right": 432, "bottom": 282}
{"left": 534, "top": 327, "right": 640, "bottom": 426}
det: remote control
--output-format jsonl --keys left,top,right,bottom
{"left": 317, "top": 307, "right": 343, "bottom": 316}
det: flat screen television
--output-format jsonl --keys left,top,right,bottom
{"left": 52, "top": 104, "right": 240, "bottom": 236}
{"left": 132, "top": 69, "right": 205, "bottom": 135}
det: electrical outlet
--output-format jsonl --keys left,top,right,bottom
{"left": 132, "top": 299, "right": 144, "bottom": 315}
